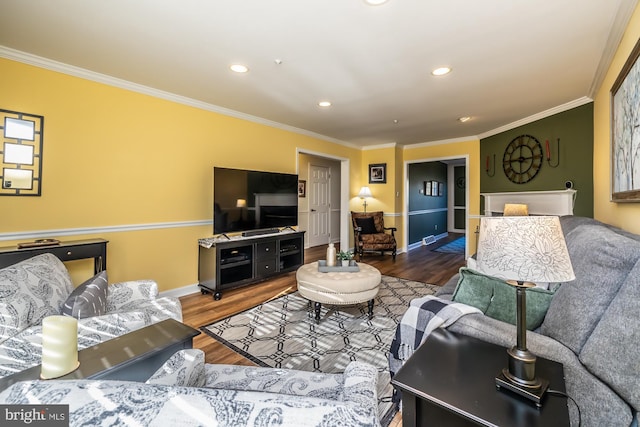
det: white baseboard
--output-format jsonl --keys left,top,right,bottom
{"left": 160, "top": 283, "right": 200, "bottom": 299}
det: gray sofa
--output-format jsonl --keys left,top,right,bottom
{"left": 0, "top": 349, "right": 381, "bottom": 426}
{"left": 435, "top": 216, "right": 640, "bottom": 427}
{"left": 0, "top": 253, "right": 182, "bottom": 378}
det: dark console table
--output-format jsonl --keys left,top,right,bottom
{"left": 0, "top": 318, "right": 200, "bottom": 391}
{"left": 198, "top": 231, "right": 305, "bottom": 300}
{"left": 392, "top": 328, "right": 570, "bottom": 427}
{"left": 0, "top": 238, "right": 108, "bottom": 274}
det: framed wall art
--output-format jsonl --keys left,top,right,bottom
{"left": 611, "top": 37, "right": 640, "bottom": 202}
{"left": 1, "top": 109, "right": 44, "bottom": 196}
{"left": 297, "top": 180, "right": 306, "bottom": 198}
{"left": 424, "top": 180, "right": 432, "bottom": 196}
{"left": 369, "top": 163, "right": 386, "bottom": 184}
{"left": 431, "top": 181, "right": 439, "bottom": 196}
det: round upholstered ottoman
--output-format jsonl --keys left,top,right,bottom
{"left": 296, "top": 261, "right": 382, "bottom": 322}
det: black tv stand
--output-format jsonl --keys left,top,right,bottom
{"left": 198, "top": 231, "right": 305, "bottom": 300}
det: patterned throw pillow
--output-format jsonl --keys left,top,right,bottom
{"left": 355, "top": 217, "right": 377, "bottom": 234}
{"left": 62, "top": 271, "right": 108, "bottom": 319}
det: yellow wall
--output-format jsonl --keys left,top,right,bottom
{"left": 359, "top": 146, "right": 397, "bottom": 213}
{"left": 593, "top": 3, "right": 640, "bottom": 234}
{"left": 403, "top": 139, "right": 481, "bottom": 251}
{"left": 0, "top": 58, "right": 360, "bottom": 290}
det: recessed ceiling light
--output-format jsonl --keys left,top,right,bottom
{"left": 318, "top": 101, "right": 332, "bottom": 107}
{"left": 458, "top": 116, "right": 471, "bottom": 123}
{"left": 432, "top": 67, "right": 451, "bottom": 76}
{"left": 230, "top": 64, "right": 249, "bottom": 73}
{"left": 364, "top": 0, "right": 389, "bottom": 5}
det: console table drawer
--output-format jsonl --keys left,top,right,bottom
{"left": 256, "top": 241, "right": 277, "bottom": 260}
{"left": 256, "top": 259, "right": 277, "bottom": 276}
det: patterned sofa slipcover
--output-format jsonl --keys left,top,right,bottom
{"left": 0, "top": 349, "right": 381, "bottom": 427}
{"left": 0, "top": 253, "right": 182, "bottom": 378}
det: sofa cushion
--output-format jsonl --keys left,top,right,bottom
{"left": 62, "top": 271, "right": 108, "bottom": 319}
{"left": 541, "top": 224, "right": 640, "bottom": 354}
{"left": 0, "top": 253, "right": 73, "bottom": 343}
{"left": 452, "top": 268, "right": 556, "bottom": 330}
{"left": 579, "top": 259, "right": 640, "bottom": 410}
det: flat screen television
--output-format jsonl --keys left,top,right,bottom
{"left": 213, "top": 167, "right": 299, "bottom": 235}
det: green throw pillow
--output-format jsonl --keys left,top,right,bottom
{"left": 452, "top": 268, "right": 558, "bottom": 330}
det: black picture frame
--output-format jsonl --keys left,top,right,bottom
{"left": 298, "top": 180, "right": 306, "bottom": 198}
{"left": 431, "top": 181, "right": 439, "bottom": 196}
{"left": 369, "top": 163, "right": 387, "bottom": 184}
{"left": 424, "top": 181, "right": 432, "bottom": 196}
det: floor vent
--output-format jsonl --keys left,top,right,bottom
{"left": 422, "top": 235, "right": 436, "bottom": 245}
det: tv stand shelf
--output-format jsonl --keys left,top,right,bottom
{"left": 198, "top": 231, "right": 305, "bottom": 300}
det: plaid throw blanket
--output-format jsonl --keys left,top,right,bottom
{"left": 388, "top": 295, "right": 481, "bottom": 403}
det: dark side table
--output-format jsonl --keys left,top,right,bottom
{"left": 0, "top": 318, "right": 200, "bottom": 392}
{"left": 391, "top": 328, "right": 570, "bottom": 427}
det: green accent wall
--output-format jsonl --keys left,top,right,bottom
{"left": 480, "top": 103, "right": 593, "bottom": 217}
{"left": 407, "top": 162, "right": 448, "bottom": 244}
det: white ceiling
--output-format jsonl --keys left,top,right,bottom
{"left": 0, "top": 0, "right": 637, "bottom": 148}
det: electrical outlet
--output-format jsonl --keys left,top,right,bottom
{"left": 435, "top": 224, "right": 438, "bottom": 230}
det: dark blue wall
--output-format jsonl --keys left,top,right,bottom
{"left": 407, "top": 162, "right": 448, "bottom": 245}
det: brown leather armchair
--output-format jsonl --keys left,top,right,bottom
{"left": 351, "top": 211, "right": 397, "bottom": 260}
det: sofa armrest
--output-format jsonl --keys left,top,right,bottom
{"left": 106, "top": 279, "right": 159, "bottom": 311}
{"left": 341, "top": 361, "right": 379, "bottom": 411}
{"left": 146, "top": 349, "right": 205, "bottom": 387}
{"left": 435, "top": 272, "right": 459, "bottom": 300}
{"left": 203, "top": 363, "right": 344, "bottom": 399}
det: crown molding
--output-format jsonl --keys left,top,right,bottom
{"left": 361, "top": 142, "right": 397, "bottom": 151}
{"left": 403, "top": 135, "right": 480, "bottom": 150}
{"left": 588, "top": 0, "right": 639, "bottom": 97}
{"left": 0, "top": 46, "right": 356, "bottom": 149}
{"left": 477, "top": 97, "right": 593, "bottom": 140}
{"left": 0, "top": 46, "right": 597, "bottom": 151}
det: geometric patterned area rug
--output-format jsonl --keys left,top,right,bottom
{"left": 432, "top": 236, "right": 465, "bottom": 254}
{"left": 200, "top": 275, "right": 441, "bottom": 426}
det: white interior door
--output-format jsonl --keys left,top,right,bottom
{"left": 309, "top": 165, "right": 330, "bottom": 247}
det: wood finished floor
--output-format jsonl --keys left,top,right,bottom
{"left": 180, "top": 235, "right": 465, "bottom": 425}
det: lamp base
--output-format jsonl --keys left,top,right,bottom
{"left": 495, "top": 369, "right": 549, "bottom": 407}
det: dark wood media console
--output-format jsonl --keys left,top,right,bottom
{"left": 198, "top": 231, "right": 305, "bottom": 300}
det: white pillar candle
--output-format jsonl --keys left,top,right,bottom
{"left": 41, "top": 315, "right": 79, "bottom": 379}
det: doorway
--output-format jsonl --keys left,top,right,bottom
{"left": 404, "top": 156, "right": 468, "bottom": 257}
{"left": 297, "top": 150, "right": 349, "bottom": 250}
{"left": 308, "top": 164, "right": 331, "bottom": 247}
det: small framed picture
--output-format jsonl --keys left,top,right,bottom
{"left": 431, "top": 181, "right": 439, "bottom": 196}
{"left": 438, "top": 181, "right": 445, "bottom": 196}
{"left": 298, "top": 180, "right": 306, "bottom": 198}
{"left": 424, "top": 181, "right": 432, "bottom": 196}
{"left": 369, "top": 163, "right": 387, "bottom": 184}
